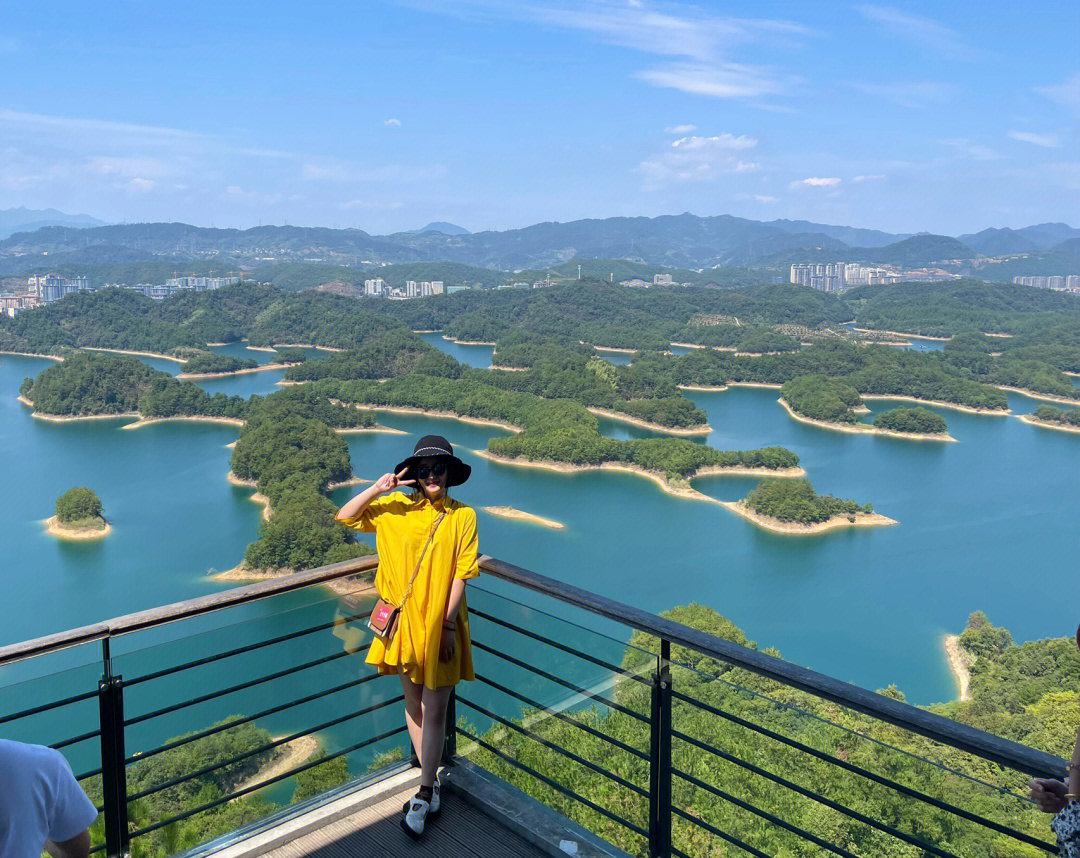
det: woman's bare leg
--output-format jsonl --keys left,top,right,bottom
{"left": 419, "top": 685, "right": 452, "bottom": 787}
{"left": 399, "top": 672, "right": 424, "bottom": 765}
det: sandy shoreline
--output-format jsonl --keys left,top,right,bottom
{"left": 177, "top": 363, "right": 296, "bottom": 380}
{"left": 246, "top": 345, "right": 277, "bottom": 353}
{"left": 853, "top": 327, "right": 951, "bottom": 342}
{"left": 778, "top": 398, "right": 957, "bottom": 442}
{"left": 19, "top": 395, "right": 141, "bottom": 423}
{"left": 482, "top": 505, "right": 565, "bottom": 529}
{"left": 83, "top": 346, "right": 186, "bottom": 363}
{"left": 1018, "top": 413, "right": 1080, "bottom": 434}
{"left": 443, "top": 335, "right": 496, "bottom": 346}
{"left": 334, "top": 424, "right": 409, "bottom": 435}
{"left": 273, "top": 343, "right": 345, "bottom": 352}
{"left": 590, "top": 344, "right": 637, "bottom": 354}
{"left": 340, "top": 403, "right": 522, "bottom": 434}
{"left": 227, "top": 473, "right": 272, "bottom": 520}
{"left": 678, "top": 384, "right": 729, "bottom": 392}
{"left": 859, "top": 394, "right": 1009, "bottom": 416}
{"left": 489, "top": 364, "right": 528, "bottom": 371}
{"left": 720, "top": 501, "right": 896, "bottom": 535}
{"left": 232, "top": 735, "right": 322, "bottom": 795}
{"left": 727, "top": 381, "right": 784, "bottom": 390}
{"left": 670, "top": 341, "right": 706, "bottom": 350}
{"left": 943, "top": 635, "right": 972, "bottom": 702}
{"left": 472, "top": 449, "right": 804, "bottom": 504}
{"left": 586, "top": 406, "right": 712, "bottom": 436}
{"left": 997, "top": 386, "right": 1080, "bottom": 406}
{"left": 122, "top": 415, "right": 245, "bottom": 430}
{"left": 0, "top": 350, "right": 64, "bottom": 361}
{"left": 209, "top": 565, "right": 376, "bottom": 597}
{"left": 43, "top": 515, "right": 111, "bottom": 541}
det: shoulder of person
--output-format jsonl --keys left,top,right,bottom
{"left": 0, "top": 740, "right": 72, "bottom": 785}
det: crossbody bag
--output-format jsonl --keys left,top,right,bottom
{"left": 367, "top": 511, "right": 446, "bottom": 642}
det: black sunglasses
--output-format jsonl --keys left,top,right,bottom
{"left": 415, "top": 461, "right": 447, "bottom": 481}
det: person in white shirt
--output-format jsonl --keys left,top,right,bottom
{"left": 0, "top": 740, "right": 99, "bottom": 858}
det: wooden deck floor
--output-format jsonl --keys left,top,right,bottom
{"left": 260, "top": 782, "right": 552, "bottom": 858}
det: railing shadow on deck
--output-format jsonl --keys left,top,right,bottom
{"left": 0, "top": 554, "right": 1068, "bottom": 858}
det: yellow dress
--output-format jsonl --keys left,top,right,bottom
{"left": 340, "top": 492, "right": 478, "bottom": 689}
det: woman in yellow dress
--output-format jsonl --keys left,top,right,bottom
{"left": 335, "top": 435, "right": 478, "bottom": 839}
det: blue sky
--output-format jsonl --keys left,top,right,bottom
{"left": 1, "top": 1, "right": 1077, "bottom": 234}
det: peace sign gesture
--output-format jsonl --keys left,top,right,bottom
{"left": 374, "top": 468, "right": 415, "bottom": 495}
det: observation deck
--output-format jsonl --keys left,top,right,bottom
{"left": 0, "top": 555, "right": 1067, "bottom": 858}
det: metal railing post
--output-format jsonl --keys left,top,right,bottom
{"left": 443, "top": 687, "right": 457, "bottom": 764}
{"left": 648, "top": 638, "right": 672, "bottom": 858}
{"left": 98, "top": 638, "right": 129, "bottom": 858}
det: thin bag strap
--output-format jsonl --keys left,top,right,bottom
{"left": 396, "top": 511, "right": 446, "bottom": 609}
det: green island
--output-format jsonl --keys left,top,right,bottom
{"left": 873, "top": 406, "right": 949, "bottom": 435}
{"left": 722, "top": 477, "right": 891, "bottom": 534}
{"left": 1021, "top": 404, "right": 1080, "bottom": 433}
{"left": 468, "top": 606, "right": 1079, "bottom": 858}
{"left": 47, "top": 486, "right": 110, "bottom": 540}
{"left": 270, "top": 347, "right": 309, "bottom": 364}
{"left": 179, "top": 353, "right": 258, "bottom": 375}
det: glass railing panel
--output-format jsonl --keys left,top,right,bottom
{"left": 457, "top": 584, "right": 655, "bottom": 856}
{"left": 101, "top": 578, "right": 410, "bottom": 857}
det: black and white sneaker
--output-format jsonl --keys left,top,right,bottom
{"left": 400, "top": 796, "right": 429, "bottom": 839}
{"left": 429, "top": 774, "right": 441, "bottom": 818}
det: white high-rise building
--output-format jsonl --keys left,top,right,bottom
{"left": 363, "top": 278, "right": 386, "bottom": 296}
{"left": 406, "top": 280, "right": 419, "bottom": 298}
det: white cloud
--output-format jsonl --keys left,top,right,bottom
{"left": 755, "top": 195, "right": 778, "bottom": 203}
{"left": 636, "top": 62, "right": 786, "bottom": 99}
{"left": 671, "top": 134, "right": 757, "bottom": 151}
{"left": 224, "top": 185, "right": 283, "bottom": 205}
{"left": 126, "top": 178, "right": 156, "bottom": 193}
{"left": 1008, "top": 130, "right": 1060, "bottom": 148}
{"left": 792, "top": 177, "right": 841, "bottom": 188}
{"left": 340, "top": 199, "right": 404, "bottom": 211}
{"left": 424, "top": 2, "right": 809, "bottom": 101}
{"left": 637, "top": 132, "right": 760, "bottom": 188}
{"left": 1035, "top": 73, "right": 1080, "bottom": 117}
{"left": 665, "top": 124, "right": 697, "bottom": 134}
{"left": 384, "top": 118, "right": 402, "bottom": 127}
{"left": 943, "top": 138, "right": 1001, "bottom": 161}
{"left": 852, "top": 174, "right": 886, "bottom": 182}
{"left": 850, "top": 80, "right": 955, "bottom": 108}
{"left": 857, "top": 5, "right": 975, "bottom": 60}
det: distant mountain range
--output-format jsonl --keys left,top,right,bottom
{"left": 0, "top": 207, "right": 107, "bottom": 240}
{"left": 406, "top": 221, "right": 470, "bottom": 236}
{"left": 1, "top": 211, "right": 1077, "bottom": 277}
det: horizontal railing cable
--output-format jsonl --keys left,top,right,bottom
{"left": 468, "top": 606, "right": 650, "bottom": 685}
{"left": 673, "top": 765, "right": 866, "bottom": 858}
{"left": 125, "top": 672, "right": 380, "bottom": 765}
{"left": 125, "top": 646, "right": 357, "bottom": 726}
{"left": 51, "top": 728, "right": 101, "bottom": 751}
{"left": 74, "top": 767, "right": 103, "bottom": 783}
{"left": 457, "top": 695, "right": 648, "bottom": 798}
{"left": 673, "top": 689, "right": 1057, "bottom": 852}
{"left": 456, "top": 724, "right": 648, "bottom": 840}
{"left": 674, "top": 674, "right": 1030, "bottom": 801}
{"left": 471, "top": 640, "right": 648, "bottom": 724}
{"left": 672, "top": 729, "right": 961, "bottom": 858}
{"left": 473, "top": 671, "right": 648, "bottom": 761}
{"left": 670, "top": 806, "right": 772, "bottom": 858}
{"left": 127, "top": 694, "right": 404, "bottom": 803}
{"left": 122, "top": 611, "right": 366, "bottom": 688}
{"left": 127, "top": 723, "right": 407, "bottom": 842}
{"left": 0, "top": 687, "right": 99, "bottom": 727}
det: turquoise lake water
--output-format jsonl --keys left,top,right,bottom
{"left": 2, "top": 337, "right": 1079, "bottom": 785}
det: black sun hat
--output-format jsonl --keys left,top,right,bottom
{"left": 394, "top": 435, "right": 472, "bottom": 487}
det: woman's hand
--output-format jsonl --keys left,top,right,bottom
{"left": 374, "top": 468, "right": 414, "bottom": 495}
{"left": 1029, "top": 778, "right": 1068, "bottom": 813}
{"left": 439, "top": 627, "right": 457, "bottom": 662}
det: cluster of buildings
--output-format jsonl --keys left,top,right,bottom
{"left": 789, "top": 263, "right": 905, "bottom": 292}
{"left": 619, "top": 273, "right": 689, "bottom": 288}
{"left": 362, "top": 278, "right": 445, "bottom": 299}
{"left": 1013, "top": 275, "right": 1080, "bottom": 292}
{"left": 118, "top": 275, "right": 240, "bottom": 301}
{"left": 1, "top": 273, "right": 242, "bottom": 317}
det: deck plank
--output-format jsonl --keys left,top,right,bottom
{"left": 260, "top": 784, "right": 551, "bottom": 858}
